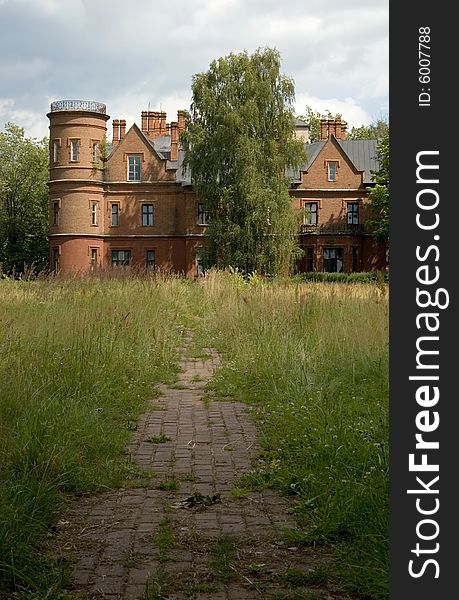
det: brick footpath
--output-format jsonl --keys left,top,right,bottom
{"left": 57, "top": 348, "right": 331, "bottom": 600}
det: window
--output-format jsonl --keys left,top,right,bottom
{"left": 304, "top": 202, "right": 318, "bottom": 226}
{"left": 53, "top": 140, "right": 60, "bottom": 163}
{"left": 327, "top": 161, "right": 338, "bottom": 181}
{"left": 305, "top": 247, "right": 314, "bottom": 272}
{"left": 146, "top": 250, "right": 156, "bottom": 270}
{"left": 90, "top": 248, "right": 98, "bottom": 269}
{"left": 53, "top": 201, "right": 60, "bottom": 226}
{"left": 111, "top": 250, "right": 131, "bottom": 266}
{"left": 197, "top": 203, "right": 210, "bottom": 225}
{"left": 323, "top": 248, "right": 343, "bottom": 273}
{"left": 128, "top": 155, "right": 141, "bottom": 181}
{"left": 196, "top": 249, "right": 205, "bottom": 277}
{"left": 347, "top": 202, "right": 359, "bottom": 225}
{"left": 52, "top": 248, "right": 59, "bottom": 274}
{"left": 111, "top": 203, "right": 119, "bottom": 226}
{"left": 92, "top": 141, "right": 99, "bottom": 162}
{"left": 141, "top": 204, "right": 154, "bottom": 226}
{"left": 70, "top": 139, "right": 79, "bottom": 162}
{"left": 91, "top": 202, "right": 98, "bottom": 226}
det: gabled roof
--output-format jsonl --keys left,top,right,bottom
{"left": 289, "top": 137, "right": 380, "bottom": 184}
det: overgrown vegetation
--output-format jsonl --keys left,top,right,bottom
{"left": 0, "top": 275, "right": 192, "bottom": 597}
{"left": 199, "top": 270, "right": 388, "bottom": 599}
{"left": 0, "top": 271, "right": 388, "bottom": 599}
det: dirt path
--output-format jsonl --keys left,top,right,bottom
{"left": 58, "top": 347, "right": 335, "bottom": 600}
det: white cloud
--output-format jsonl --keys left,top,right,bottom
{"left": 0, "top": 0, "right": 388, "bottom": 137}
{"left": 294, "top": 94, "right": 372, "bottom": 128}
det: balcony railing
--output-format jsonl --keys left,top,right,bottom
{"left": 50, "top": 100, "right": 106, "bottom": 114}
{"left": 300, "top": 223, "right": 365, "bottom": 235}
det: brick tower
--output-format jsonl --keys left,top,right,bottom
{"left": 47, "top": 100, "right": 110, "bottom": 273}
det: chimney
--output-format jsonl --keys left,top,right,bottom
{"left": 160, "top": 112, "right": 167, "bottom": 135}
{"left": 141, "top": 111, "right": 147, "bottom": 133}
{"left": 327, "top": 119, "right": 336, "bottom": 138}
{"left": 336, "top": 118, "right": 347, "bottom": 140}
{"left": 166, "top": 123, "right": 171, "bottom": 135}
{"left": 320, "top": 118, "right": 328, "bottom": 140}
{"left": 112, "top": 119, "right": 120, "bottom": 144}
{"left": 170, "top": 121, "right": 179, "bottom": 161}
{"left": 177, "top": 110, "right": 186, "bottom": 132}
{"left": 119, "top": 119, "right": 126, "bottom": 139}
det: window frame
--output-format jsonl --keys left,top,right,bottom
{"left": 52, "top": 200, "right": 60, "bottom": 226}
{"left": 69, "top": 139, "right": 79, "bottom": 162}
{"left": 327, "top": 160, "right": 338, "bottom": 182}
{"left": 52, "top": 139, "right": 61, "bottom": 163}
{"left": 90, "top": 247, "right": 98, "bottom": 269}
{"left": 91, "top": 202, "right": 98, "bottom": 226}
{"left": 52, "top": 247, "right": 60, "bottom": 274}
{"left": 197, "top": 203, "right": 210, "bottom": 225}
{"left": 347, "top": 202, "right": 359, "bottom": 225}
{"left": 111, "top": 249, "right": 132, "bottom": 267}
{"left": 323, "top": 247, "right": 344, "bottom": 273}
{"left": 141, "top": 203, "right": 154, "bottom": 227}
{"left": 127, "top": 155, "right": 142, "bottom": 181}
{"left": 146, "top": 250, "right": 156, "bottom": 270}
{"left": 111, "top": 202, "right": 119, "bottom": 227}
{"left": 304, "top": 201, "right": 318, "bottom": 226}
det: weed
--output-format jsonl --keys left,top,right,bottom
{"left": 150, "top": 434, "right": 171, "bottom": 444}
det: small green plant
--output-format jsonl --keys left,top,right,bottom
{"left": 156, "top": 517, "right": 176, "bottom": 563}
{"left": 158, "top": 477, "right": 178, "bottom": 491}
{"left": 150, "top": 434, "right": 171, "bottom": 444}
{"left": 211, "top": 535, "right": 236, "bottom": 582}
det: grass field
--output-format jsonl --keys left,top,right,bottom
{"left": 0, "top": 271, "right": 388, "bottom": 599}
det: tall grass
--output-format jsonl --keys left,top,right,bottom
{"left": 0, "top": 271, "right": 388, "bottom": 599}
{"left": 199, "top": 271, "right": 388, "bottom": 599}
{"left": 0, "top": 276, "right": 194, "bottom": 596}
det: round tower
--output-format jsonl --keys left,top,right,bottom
{"left": 47, "top": 100, "right": 110, "bottom": 274}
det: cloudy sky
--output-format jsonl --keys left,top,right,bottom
{"left": 0, "top": 0, "right": 388, "bottom": 139}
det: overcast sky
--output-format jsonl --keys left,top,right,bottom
{"left": 0, "top": 0, "right": 388, "bottom": 140}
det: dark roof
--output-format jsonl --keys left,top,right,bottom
{"left": 289, "top": 138, "right": 380, "bottom": 184}
{"left": 295, "top": 117, "right": 309, "bottom": 128}
{"left": 149, "top": 135, "right": 172, "bottom": 160}
{"left": 338, "top": 139, "right": 379, "bottom": 184}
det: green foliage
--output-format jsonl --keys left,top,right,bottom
{"left": 292, "top": 271, "right": 388, "bottom": 284}
{"left": 183, "top": 47, "right": 305, "bottom": 275}
{"left": 297, "top": 106, "right": 343, "bottom": 142}
{"left": 0, "top": 123, "right": 49, "bottom": 273}
{"left": 367, "top": 134, "right": 389, "bottom": 243}
{"left": 347, "top": 118, "right": 389, "bottom": 140}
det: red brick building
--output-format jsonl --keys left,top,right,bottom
{"left": 48, "top": 100, "right": 386, "bottom": 276}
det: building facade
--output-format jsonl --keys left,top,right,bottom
{"left": 48, "top": 101, "right": 386, "bottom": 276}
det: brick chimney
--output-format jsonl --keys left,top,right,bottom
{"left": 334, "top": 117, "right": 347, "bottom": 140}
{"left": 320, "top": 117, "right": 347, "bottom": 140}
{"left": 119, "top": 119, "right": 126, "bottom": 139}
{"left": 170, "top": 121, "right": 179, "bottom": 161}
{"left": 177, "top": 110, "right": 186, "bottom": 132}
{"left": 112, "top": 119, "right": 120, "bottom": 144}
{"left": 159, "top": 112, "right": 167, "bottom": 135}
{"left": 141, "top": 111, "right": 148, "bottom": 133}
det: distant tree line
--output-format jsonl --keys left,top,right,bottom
{"left": 0, "top": 123, "right": 49, "bottom": 274}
